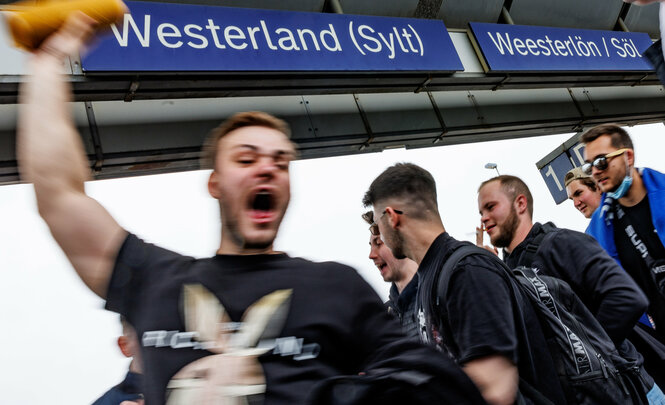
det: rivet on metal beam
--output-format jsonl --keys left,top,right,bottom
{"left": 124, "top": 80, "right": 140, "bottom": 102}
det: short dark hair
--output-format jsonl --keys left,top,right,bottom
{"left": 362, "top": 163, "right": 438, "bottom": 219}
{"left": 479, "top": 175, "right": 534, "bottom": 218}
{"left": 201, "top": 111, "right": 292, "bottom": 169}
{"left": 580, "top": 124, "right": 633, "bottom": 150}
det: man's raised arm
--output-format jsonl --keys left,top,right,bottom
{"left": 17, "top": 14, "right": 127, "bottom": 298}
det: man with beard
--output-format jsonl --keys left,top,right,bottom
{"left": 364, "top": 163, "right": 567, "bottom": 405}
{"left": 17, "top": 15, "right": 487, "bottom": 405}
{"left": 583, "top": 124, "right": 665, "bottom": 370}
{"left": 477, "top": 175, "right": 665, "bottom": 397}
{"left": 565, "top": 167, "right": 603, "bottom": 219}
{"left": 477, "top": 175, "right": 647, "bottom": 347}
{"left": 363, "top": 211, "right": 419, "bottom": 340}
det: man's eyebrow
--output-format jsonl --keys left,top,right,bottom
{"left": 231, "top": 144, "right": 258, "bottom": 151}
{"left": 231, "top": 144, "right": 295, "bottom": 157}
{"left": 586, "top": 153, "right": 607, "bottom": 162}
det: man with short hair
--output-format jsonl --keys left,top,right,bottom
{"left": 362, "top": 211, "right": 419, "bottom": 340}
{"left": 17, "top": 15, "right": 486, "bottom": 405}
{"left": 363, "top": 163, "right": 567, "bottom": 405}
{"left": 565, "top": 167, "right": 602, "bottom": 219}
{"left": 583, "top": 123, "right": 665, "bottom": 342}
{"left": 477, "top": 175, "right": 647, "bottom": 347}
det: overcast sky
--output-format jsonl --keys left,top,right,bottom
{"left": 1, "top": 123, "right": 664, "bottom": 404}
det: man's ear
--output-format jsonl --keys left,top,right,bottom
{"left": 208, "top": 170, "right": 220, "bottom": 199}
{"left": 118, "top": 336, "right": 132, "bottom": 358}
{"left": 625, "top": 149, "right": 635, "bottom": 168}
{"left": 386, "top": 207, "right": 401, "bottom": 229}
{"left": 514, "top": 194, "right": 528, "bottom": 216}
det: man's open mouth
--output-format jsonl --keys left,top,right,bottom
{"left": 248, "top": 190, "right": 276, "bottom": 223}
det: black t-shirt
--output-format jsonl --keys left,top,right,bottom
{"left": 106, "top": 234, "right": 485, "bottom": 405}
{"left": 417, "top": 233, "right": 566, "bottom": 405}
{"left": 614, "top": 195, "right": 665, "bottom": 331}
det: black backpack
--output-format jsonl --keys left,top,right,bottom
{"left": 308, "top": 367, "right": 486, "bottom": 405}
{"left": 431, "top": 243, "right": 652, "bottom": 405}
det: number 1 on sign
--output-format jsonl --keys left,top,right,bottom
{"left": 545, "top": 165, "right": 563, "bottom": 191}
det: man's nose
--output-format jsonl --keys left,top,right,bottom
{"left": 256, "top": 156, "right": 278, "bottom": 177}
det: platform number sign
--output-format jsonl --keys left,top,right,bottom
{"left": 537, "top": 140, "right": 586, "bottom": 204}
{"left": 568, "top": 143, "right": 586, "bottom": 167}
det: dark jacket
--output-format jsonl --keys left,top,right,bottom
{"left": 92, "top": 371, "right": 143, "bottom": 405}
{"left": 505, "top": 222, "right": 648, "bottom": 346}
{"left": 386, "top": 274, "right": 420, "bottom": 341}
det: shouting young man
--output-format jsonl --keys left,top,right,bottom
{"left": 17, "top": 14, "right": 485, "bottom": 405}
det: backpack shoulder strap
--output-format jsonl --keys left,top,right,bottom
{"left": 520, "top": 226, "right": 552, "bottom": 267}
{"left": 434, "top": 244, "right": 505, "bottom": 308}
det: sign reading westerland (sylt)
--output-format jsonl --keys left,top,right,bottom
{"left": 82, "top": 1, "right": 463, "bottom": 72}
{"left": 469, "top": 22, "right": 653, "bottom": 72}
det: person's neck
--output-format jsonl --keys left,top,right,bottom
{"left": 505, "top": 220, "right": 533, "bottom": 254}
{"left": 407, "top": 224, "right": 446, "bottom": 265}
{"left": 128, "top": 359, "right": 141, "bottom": 374}
{"left": 618, "top": 168, "right": 646, "bottom": 207}
{"left": 393, "top": 265, "right": 418, "bottom": 294}
{"left": 217, "top": 236, "right": 275, "bottom": 255}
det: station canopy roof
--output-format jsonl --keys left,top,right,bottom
{"left": 0, "top": 0, "right": 662, "bottom": 184}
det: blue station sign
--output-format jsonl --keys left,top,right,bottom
{"left": 469, "top": 22, "right": 654, "bottom": 72}
{"left": 82, "top": 1, "right": 463, "bottom": 72}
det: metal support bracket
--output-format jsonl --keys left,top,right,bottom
{"left": 428, "top": 91, "right": 448, "bottom": 143}
{"left": 582, "top": 88, "right": 599, "bottom": 114}
{"left": 467, "top": 91, "right": 485, "bottom": 124}
{"left": 415, "top": 76, "right": 432, "bottom": 93}
{"left": 300, "top": 96, "right": 318, "bottom": 136}
{"left": 124, "top": 80, "right": 140, "bottom": 102}
{"left": 354, "top": 94, "right": 374, "bottom": 150}
{"left": 84, "top": 101, "right": 104, "bottom": 173}
{"left": 631, "top": 73, "right": 650, "bottom": 87}
{"left": 492, "top": 75, "right": 511, "bottom": 91}
{"left": 567, "top": 88, "right": 586, "bottom": 131}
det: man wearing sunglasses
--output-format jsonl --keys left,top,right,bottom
{"left": 584, "top": 124, "right": 665, "bottom": 346}
{"left": 362, "top": 211, "right": 420, "bottom": 341}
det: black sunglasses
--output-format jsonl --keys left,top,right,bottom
{"left": 369, "top": 209, "right": 404, "bottom": 236}
{"left": 581, "top": 148, "right": 628, "bottom": 175}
